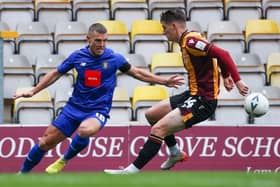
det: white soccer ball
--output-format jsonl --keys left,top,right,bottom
{"left": 244, "top": 92, "right": 269, "bottom": 117}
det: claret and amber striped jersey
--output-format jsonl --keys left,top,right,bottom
{"left": 180, "top": 31, "right": 241, "bottom": 100}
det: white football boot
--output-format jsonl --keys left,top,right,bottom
{"left": 160, "top": 151, "right": 187, "bottom": 170}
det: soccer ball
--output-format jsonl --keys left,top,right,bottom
{"left": 244, "top": 92, "right": 269, "bottom": 117}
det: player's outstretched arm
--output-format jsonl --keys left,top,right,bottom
{"left": 13, "top": 89, "right": 35, "bottom": 99}
{"left": 223, "top": 76, "right": 234, "bottom": 92}
{"left": 223, "top": 76, "right": 249, "bottom": 96}
{"left": 13, "top": 69, "right": 62, "bottom": 99}
{"left": 126, "top": 66, "right": 185, "bottom": 88}
{"left": 165, "top": 74, "right": 185, "bottom": 88}
{"left": 235, "top": 80, "right": 249, "bottom": 96}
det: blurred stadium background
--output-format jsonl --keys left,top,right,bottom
{"left": 0, "top": 0, "right": 280, "bottom": 183}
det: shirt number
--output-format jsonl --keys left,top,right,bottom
{"left": 96, "top": 112, "right": 105, "bottom": 123}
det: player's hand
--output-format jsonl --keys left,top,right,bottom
{"left": 235, "top": 80, "right": 249, "bottom": 96}
{"left": 165, "top": 74, "right": 185, "bottom": 88}
{"left": 223, "top": 76, "right": 234, "bottom": 91}
{"left": 13, "top": 90, "right": 35, "bottom": 100}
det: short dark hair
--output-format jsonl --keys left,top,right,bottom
{"left": 88, "top": 23, "right": 107, "bottom": 34}
{"left": 160, "top": 9, "right": 186, "bottom": 24}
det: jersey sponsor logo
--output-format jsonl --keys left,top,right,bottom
{"left": 84, "top": 70, "right": 101, "bottom": 87}
{"left": 195, "top": 41, "right": 207, "bottom": 51}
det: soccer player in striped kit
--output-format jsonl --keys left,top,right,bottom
{"left": 105, "top": 9, "right": 249, "bottom": 174}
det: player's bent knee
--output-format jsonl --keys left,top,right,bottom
{"left": 145, "top": 110, "right": 157, "bottom": 126}
{"left": 150, "top": 125, "right": 167, "bottom": 138}
{"left": 78, "top": 127, "right": 99, "bottom": 137}
{"left": 38, "top": 139, "right": 56, "bottom": 151}
{"left": 78, "top": 131, "right": 91, "bottom": 138}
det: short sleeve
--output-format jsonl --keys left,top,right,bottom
{"left": 119, "top": 62, "right": 131, "bottom": 73}
{"left": 57, "top": 54, "right": 75, "bottom": 74}
{"left": 115, "top": 53, "right": 129, "bottom": 69}
{"left": 182, "top": 32, "right": 211, "bottom": 56}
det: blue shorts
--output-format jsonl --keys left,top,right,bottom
{"left": 52, "top": 104, "right": 108, "bottom": 137}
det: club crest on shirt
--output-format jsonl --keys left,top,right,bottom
{"left": 103, "top": 61, "right": 109, "bottom": 69}
{"left": 188, "top": 38, "right": 195, "bottom": 44}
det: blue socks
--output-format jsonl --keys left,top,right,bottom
{"left": 63, "top": 134, "right": 89, "bottom": 161}
{"left": 19, "top": 144, "right": 46, "bottom": 173}
{"left": 19, "top": 134, "right": 89, "bottom": 173}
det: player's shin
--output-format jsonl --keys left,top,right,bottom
{"left": 132, "top": 134, "right": 163, "bottom": 170}
{"left": 19, "top": 144, "right": 46, "bottom": 173}
{"left": 164, "top": 135, "right": 180, "bottom": 155}
{"left": 63, "top": 134, "right": 89, "bottom": 161}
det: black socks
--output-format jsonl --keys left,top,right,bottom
{"left": 133, "top": 134, "right": 163, "bottom": 169}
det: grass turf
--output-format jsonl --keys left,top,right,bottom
{"left": 0, "top": 171, "right": 279, "bottom": 187}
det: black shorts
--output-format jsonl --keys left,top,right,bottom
{"left": 170, "top": 90, "right": 217, "bottom": 128}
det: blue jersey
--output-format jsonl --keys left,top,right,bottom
{"left": 57, "top": 46, "right": 127, "bottom": 118}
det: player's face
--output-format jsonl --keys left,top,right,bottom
{"left": 87, "top": 31, "right": 108, "bottom": 56}
{"left": 161, "top": 22, "right": 178, "bottom": 42}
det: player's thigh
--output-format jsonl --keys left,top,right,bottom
{"left": 78, "top": 113, "right": 107, "bottom": 137}
{"left": 151, "top": 108, "right": 185, "bottom": 137}
{"left": 39, "top": 125, "right": 67, "bottom": 150}
{"left": 78, "top": 118, "right": 101, "bottom": 137}
{"left": 145, "top": 98, "right": 172, "bottom": 122}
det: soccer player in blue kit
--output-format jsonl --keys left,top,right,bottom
{"left": 14, "top": 23, "right": 184, "bottom": 174}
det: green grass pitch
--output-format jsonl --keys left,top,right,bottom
{"left": 0, "top": 171, "right": 279, "bottom": 187}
